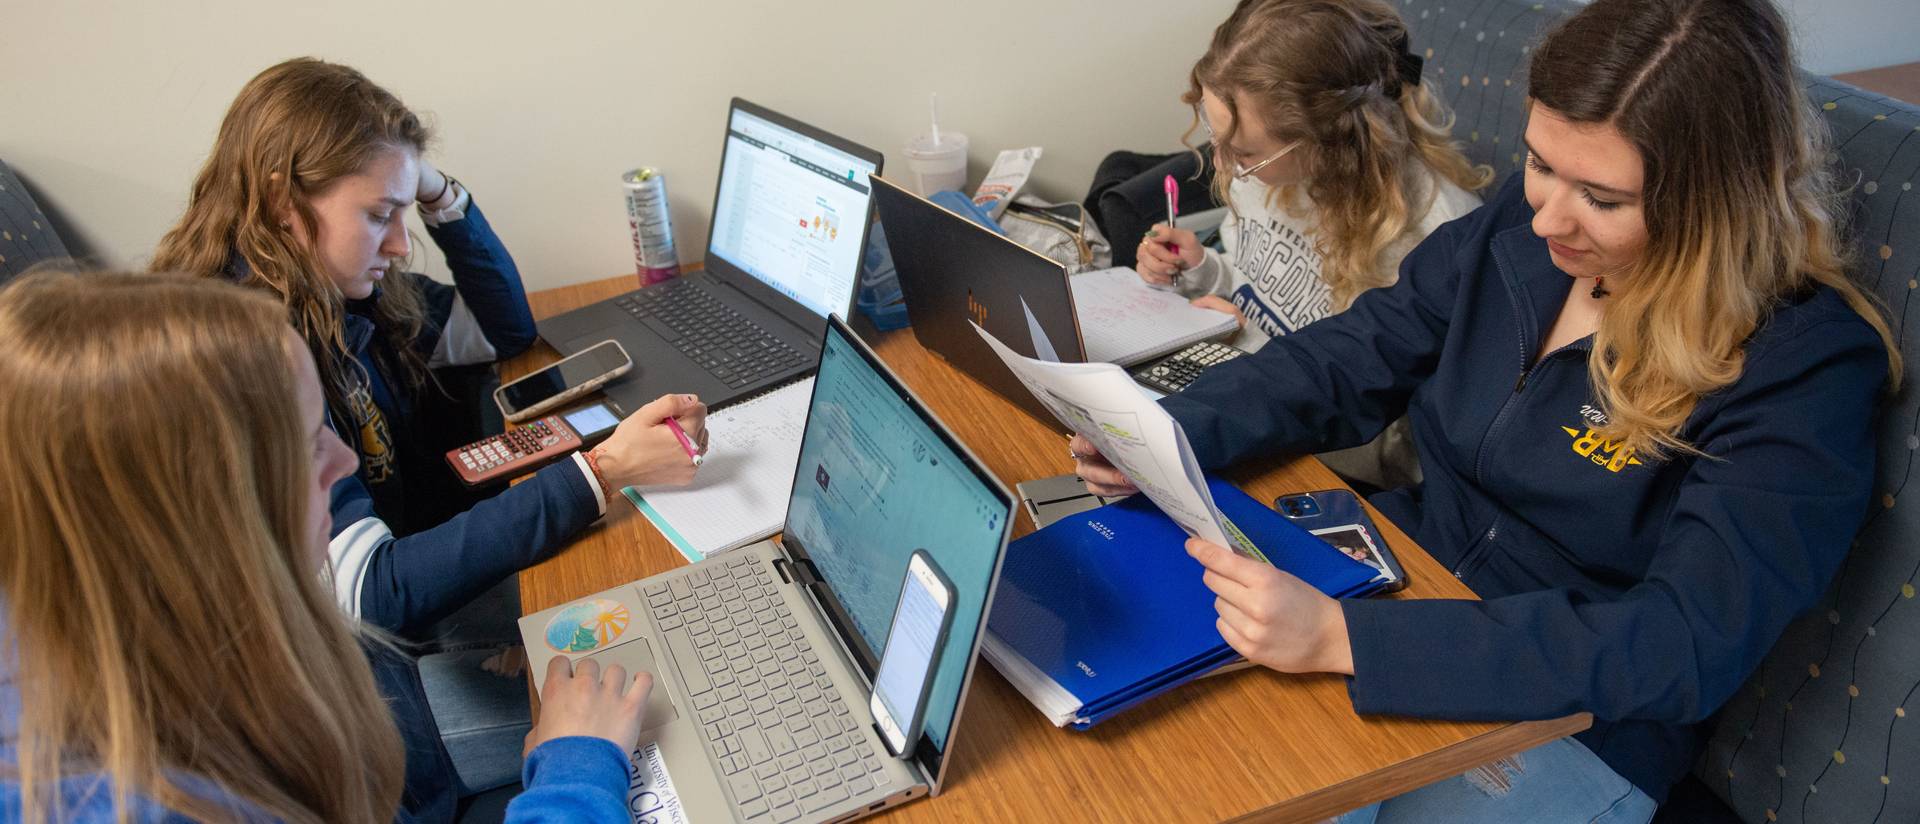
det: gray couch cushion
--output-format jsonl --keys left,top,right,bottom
{"left": 1402, "top": 0, "right": 1584, "bottom": 190}
{"left": 1698, "top": 79, "right": 1920, "bottom": 824}
{"left": 0, "top": 159, "right": 70, "bottom": 285}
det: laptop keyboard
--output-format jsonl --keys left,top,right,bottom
{"left": 615, "top": 281, "right": 808, "bottom": 390}
{"left": 644, "top": 556, "right": 890, "bottom": 822}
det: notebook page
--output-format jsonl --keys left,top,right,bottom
{"left": 625, "top": 378, "right": 812, "bottom": 561}
{"left": 1069, "top": 267, "right": 1238, "bottom": 366}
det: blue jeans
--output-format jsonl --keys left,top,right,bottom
{"left": 417, "top": 578, "right": 532, "bottom": 795}
{"left": 1336, "top": 738, "right": 1656, "bottom": 824}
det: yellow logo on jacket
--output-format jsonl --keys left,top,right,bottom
{"left": 1561, "top": 426, "right": 1642, "bottom": 473}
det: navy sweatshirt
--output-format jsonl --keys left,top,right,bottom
{"left": 1161, "top": 174, "right": 1887, "bottom": 802}
{"left": 231, "top": 198, "right": 608, "bottom": 821}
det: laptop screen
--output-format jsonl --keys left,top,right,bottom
{"left": 783, "top": 320, "right": 1010, "bottom": 767}
{"left": 707, "top": 107, "right": 879, "bottom": 320}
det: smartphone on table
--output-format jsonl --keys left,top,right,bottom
{"left": 1274, "top": 489, "right": 1408, "bottom": 591}
{"left": 495, "top": 339, "right": 632, "bottom": 423}
{"left": 870, "top": 550, "right": 957, "bottom": 759}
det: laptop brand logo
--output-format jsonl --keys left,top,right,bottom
{"left": 1077, "top": 660, "right": 1098, "bottom": 678}
{"left": 967, "top": 290, "right": 988, "bottom": 327}
{"left": 1086, "top": 520, "right": 1115, "bottom": 541}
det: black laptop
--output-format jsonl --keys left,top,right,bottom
{"left": 869, "top": 175, "right": 1091, "bottom": 429}
{"left": 537, "top": 99, "right": 884, "bottom": 410}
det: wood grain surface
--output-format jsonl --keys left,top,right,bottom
{"left": 507, "top": 272, "right": 1589, "bottom": 822}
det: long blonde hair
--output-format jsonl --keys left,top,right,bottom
{"left": 1185, "top": 0, "right": 1492, "bottom": 309}
{"left": 1529, "top": 0, "right": 1900, "bottom": 459}
{"left": 152, "top": 57, "right": 432, "bottom": 418}
{"left": 0, "top": 271, "right": 403, "bottom": 822}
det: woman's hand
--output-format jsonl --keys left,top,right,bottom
{"left": 1069, "top": 433, "right": 1138, "bottom": 497}
{"left": 1134, "top": 223, "right": 1204, "bottom": 286}
{"left": 416, "top": 157, "right": 452, "bottom": 206}
{"left": 1187, "top": 537, "right": 1354, "bottom": 675}
{"left": 524, "top": 655, "right": 653, "bottom": 757}
{"left": 1190, "top": 295, "right": 1246, "bottom": 329}
{"left": 592, "top": 394, "right": 709, "bottom": 488}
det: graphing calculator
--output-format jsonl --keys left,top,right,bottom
{"left": 1131, "top": 340, "right": 1249, "bottom": 395}
{"left": 447, "top": 400, "right": 625, "bottom": 487}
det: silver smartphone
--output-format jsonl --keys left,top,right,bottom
{"left": 494, "top": 339, "right": 632, "bottom": 423}
{"left": 869, "top": 549, "right": 956, "bottom": 758}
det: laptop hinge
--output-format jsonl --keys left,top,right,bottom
{"left": 771, "top": 556, "right": 823, "bottom": 587}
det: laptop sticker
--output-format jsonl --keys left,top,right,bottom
{"left": 544, "top": 597, "right": 632, "bottom": 653}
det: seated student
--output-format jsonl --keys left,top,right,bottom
{"left": 150, "top": 59, "right": 702, "bottom": 809}
{"left": 1077, "top": 0, "right": 1895, "bottom": 818}
{"left": 1135, "top": 0, "right": 1490, "bottom": 490}
{"left": 0, "top": 271, "right": 651, "bottom": 823}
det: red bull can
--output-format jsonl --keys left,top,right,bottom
{"left": 623, "top": 168, "right": 680, "bottom": 285}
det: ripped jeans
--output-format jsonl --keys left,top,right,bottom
{"left": 1334, "top": 737, "right": 1656, "bottom": 824}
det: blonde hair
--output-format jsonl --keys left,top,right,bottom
{"left": 153, "top": 57, "right": 432, "bottom": 417}
{"left": 1185, "top": 0, "right": 1492, "bottom": 309}
{"left": 0, "top": 271, "right": 403, "bottom": 822}
{"left": 1529, "top": 0, "right": 1900, "bottom": 459}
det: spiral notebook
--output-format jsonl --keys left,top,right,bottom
{"left": 1067, "top": 267, "right": 1239, "bottom": 366}
{"left": 622, "top": 377, "right": 812, "bottom": 561}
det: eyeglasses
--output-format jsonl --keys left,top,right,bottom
{"left": 1196, "top": 105, "right": 1301, "bottom": 180}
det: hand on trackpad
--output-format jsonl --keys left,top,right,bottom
{"left": 585, "top": 637, "right": 678, "bottom": 735}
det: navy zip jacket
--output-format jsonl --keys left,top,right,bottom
{"left": 1161, "top": 174, "right": 1887, "bottom": 802}
{"left": 230, "top": 197, "right": 606, "bottom": 822}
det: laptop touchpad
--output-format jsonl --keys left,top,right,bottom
{"left": 583, "top": 637, "right": 679, "bottom": 735}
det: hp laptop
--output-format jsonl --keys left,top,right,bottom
{"left": 537, "top": 99, "right": 884, "bottom": 410}
{"left": 520, "top": 315, "right": 1015, "bottom": 823}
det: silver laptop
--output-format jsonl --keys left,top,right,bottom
{"left": 520, "top": 315, "right": 1015, "bottom": 823}
{"left": 536, "top": 99, "right": 884, "bottom": 411}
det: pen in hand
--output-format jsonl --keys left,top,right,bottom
{"left": 1163, "top": 174, "right": 1182, "bottom": 256}
{"left": 665, "top": 417, "right": 704, "bottom": 467}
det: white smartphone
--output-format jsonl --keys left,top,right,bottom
{"left": 869, "top": 550, "right": 956, "bottom": 759}
{"left": 494, "top": 339, "right": 632, "bottom": 423}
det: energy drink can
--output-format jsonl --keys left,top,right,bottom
{"left": 623, "top": 168, "right": 680, "bottom": 285}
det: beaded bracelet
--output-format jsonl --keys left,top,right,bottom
{"left": 582, "top": 447, "right": 614, "bottom": 505}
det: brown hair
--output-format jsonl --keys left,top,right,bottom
{"left": 1185, "top": 0, "right": 1492, "bottom": 309}
{"left": 153, "top": 57, "right": 432, "bottom": 417}
{"left": 0, "top": 271, "right": 403, "bottom": 822}
{"left": 1529, "top": 0, "right": 1899, "bottom": 458}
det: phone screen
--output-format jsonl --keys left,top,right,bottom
{"left": 501, "top": 343, "right": 628, "bottom": 410}
{"left": 561, "top": 403, "right": 621, "bottom": 440}
{"left": 872, "top": 555, "right": 951, "bottom": 753}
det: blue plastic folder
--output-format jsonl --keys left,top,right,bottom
{"left": 984, "top": 476, "right": 1383, "bottom": 728}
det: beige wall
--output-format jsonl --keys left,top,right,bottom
{"left": 6, "top": 1, "right": 1912, "bottom": 292}
{"left": 1, "top": 0, "right": 1233, "bottom": 291}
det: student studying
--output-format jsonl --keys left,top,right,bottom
{"left": 148, "top": 58, "right": 710, "bottom": 819}
{"left": 1074, "top": 0, "right": 1898, "bottom": 819}
{"left": 0, "top": 271, "right": 652, "bottom": 823}
{"left": 1129, "top": 0, "right": 1492, "bottom": 490}
{"left": 7, "top": 0, "right": 1915, "bottom": 818}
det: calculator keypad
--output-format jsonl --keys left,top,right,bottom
{"left": 457, "top": 419, "right": 563, "bottom": 471}
{"left": 1132, "top": 341, "right": 1248, "bottom": 395}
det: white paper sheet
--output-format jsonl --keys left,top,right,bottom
{"left": 971, "top": 323, "right": 1267, "bottom": 562}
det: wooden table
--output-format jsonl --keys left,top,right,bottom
{"left": 1836, "top": 60, "right": 1920, "bottom": 105}
{"left": 509, "top": 273, "right": 1589, "bottom": 822}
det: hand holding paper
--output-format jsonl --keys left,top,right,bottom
{"left": 972, "top": 322, "right": 1268, "bottom": 562}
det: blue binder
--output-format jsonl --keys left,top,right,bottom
{"left": 985, "top": 476, "right": 1383, "bottom": 728}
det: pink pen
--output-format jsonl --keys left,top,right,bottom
{"left": 1163, "top": 174, "right": 1182, "bottom": 255}
{"left": 665, "top": 417, "right": 704, "bottom": 467}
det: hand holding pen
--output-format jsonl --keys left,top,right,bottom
{"left": 1135, "top": 175, "right": 1204, "bottom": 289}
{"left": 590, "top": 393, "right": 709, "bottom": 489}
